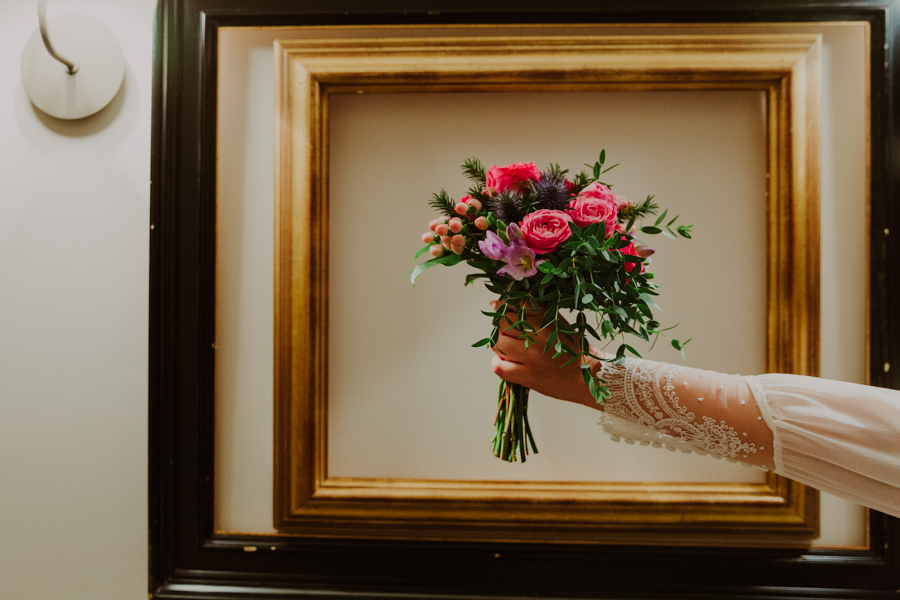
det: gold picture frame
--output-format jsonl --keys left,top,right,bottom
{"left": 273, "top": 34, "right": 821, "bottom": 546}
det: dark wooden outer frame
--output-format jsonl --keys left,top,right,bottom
{"left": 150, "top": 1, "right": 900, "bottom": 599}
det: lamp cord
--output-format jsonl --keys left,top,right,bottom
{"left": 38, "top": 0, "right": 77, "bottom": 74}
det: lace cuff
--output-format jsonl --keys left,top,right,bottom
{"left": 596, "top": 357, "right": 775, "bottom": 470}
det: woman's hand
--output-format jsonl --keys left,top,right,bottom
{"left": 489, "top": 303, "right": 605, "bottom": 410}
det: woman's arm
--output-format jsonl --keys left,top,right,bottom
{"left": 490, "top": 308, "right": 900, "bottom": 519}
{"left": 491, "top": 318, "right": 775, "bottom": 470}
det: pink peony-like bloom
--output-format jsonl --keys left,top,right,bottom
{"left": 497, "top": 243, "right": 541, "bottom": 281}
{"left": 477, "top": 230, "right": 508, "bottom": 261}
{"left": 613, "top": 194, "right": 632, "bottom": 210}
{"left": 566, "top": 194, "right": 618, "bottom": 235}
{"left": 486, "top": 162, "right": 541, "bottom": 194}
{"left": 519, "top": 209, "right": 572, "bottom": 254}
{"left": 579, "top": 181, "right": 615, "bottom": 202}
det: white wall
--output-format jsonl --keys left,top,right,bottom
{"left": 0, "top": 1, "right": 152, "bottom": 599}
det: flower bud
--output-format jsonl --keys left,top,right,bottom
{"left": 474, "top": 216, "right": 488, "bottom": 230}
{"left": 448, "top": 217, "right": 463, "bottom": 233}
{"left": 435, "top": 224, "right": 449, "bottom": 236}
{"left": 441, "top": 236, "right": 452, "bottom": 249}
{"left": 422, "top": 232, "right": 435, "bottom": 244}
{"left": 428, "top": 219, "right": 440, "bottom": 231}
{"left": 636, "top": 245, "right": 656, "bottom": 258}
{"left": 467, "top": 198, "right": 483, "bottom": 212}
{"left": 454, "top": 202, "right": 468, "bottom": 215}
{"left": 451, "top": 234, "right": 465, "bottom": 255}
{"left": 429, "top": 244, "right": 444, "bottom": 258}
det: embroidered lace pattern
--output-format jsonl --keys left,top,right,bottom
{"left": 596, "top": 358, "right": 758, "bottom": 461}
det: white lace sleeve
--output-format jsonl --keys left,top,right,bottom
{"left": 595, "top": 357, "right": 776, "bottom": 470}
{"left": 593, "top": 357, "right": 900, "bottom": 517}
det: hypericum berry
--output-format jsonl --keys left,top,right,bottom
{"left": 422, "top": 232, "right": 436, "bottom": 243}
{"left": 474, "top": 216, "right": 488, "bottom": 230}
{"left": 467, "top": 198, "right": 483, "bottom": 212}
{"left": 448, "top": 217, "right": 463, "bottom": 233}
{"left": 428, "top": 219, "right": 440, "bottom": 231}
{"left": 435, "top": 224, "right": 449, "bottom": 236}
{"left": 451, "top": 235, "right": 465, "bottom": 255}
{"left": 441, "top": 236, "right": 452, "bottom": 250}
{"left": 454, "top": 202, "right": 468, "bottom": 215}
{"left": 429, "top": 244, "right": 444, "bottom": 257}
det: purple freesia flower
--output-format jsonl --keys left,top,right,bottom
{"left": 506, "top": 222, "right": 525, "bottom": 245}
{"left": 497, "top": 243, "right": 542, "bottom": 281}
{"left": 478, "top": 230, "right": 508, "bottom": 260}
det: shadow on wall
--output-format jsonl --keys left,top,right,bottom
{"left": 14, "top": 61, "right": 138, "bottom": 163}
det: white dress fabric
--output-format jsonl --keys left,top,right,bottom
{"left": 749, "top": 373, "right": 900, "bottom": 518}
{"left": 595, "top": 358, "right": 900, "bottom": 518}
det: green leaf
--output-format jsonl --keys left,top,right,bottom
{"left": 581, "top": 293, "right": 594, "bottom": 305}
{"left": 599, "top": 149, "right": 606, "bottom": 165}
{"left": 601, "top": 163, "right": 620, "bottom": 174}
{"left": 540, "top": 308, "right": 557, "bottom": 330}
{"left": 600, "top": 319, "right": 615, "bottom": 338}
{"left": 567, "top": 221, "right": 583, "bottom": 239}
{"left": 472, "top": 337, "right": 492, "bottom": 348}
{"left": 622, "top": 343, "right": 642, "bottom": 358}
{"left": 465, "top": 273, "right": 489, "bottom": 286}
{"left": 409, "top": 253, "right": 462, "bottom": 286}
{"left": 640, "top": 226, "right": 662, "bottom": 235}
{"left": 654, "top": 208, "right": 668, "bottom": 227}
{"left": 414, "top": 244, "right": 433, "bottom": 259}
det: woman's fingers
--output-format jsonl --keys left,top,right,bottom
{"left": 493, "top": 333, "right": 530, "bottom": 361}
{"left": 491, "top": 355, "right": 532, "bottom": 387}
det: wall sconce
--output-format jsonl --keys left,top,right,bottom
{"left": 20, "top": 0, "right": 124, "bottom": 120}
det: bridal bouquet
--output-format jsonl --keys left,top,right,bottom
{"left": 411, "top": 152, "right": 693, "bottom": 462}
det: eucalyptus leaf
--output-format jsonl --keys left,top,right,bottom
{"left": 409, "top": 253, "right": 462, "bottom": 286}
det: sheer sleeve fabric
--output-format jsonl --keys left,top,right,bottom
{"left": 748, "top": 373, "right": 900, "bottom": 518}
{"left": 595, "top": 358, "right": 900, "bottom": 518}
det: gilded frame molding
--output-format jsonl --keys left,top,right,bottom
{"left": 273, "top": 34, "right": 821, "bottom": 546}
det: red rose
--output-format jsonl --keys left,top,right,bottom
{"left": 616, "top": 238, "right": 645, "bottom": 281}
{"left": 566, "top": 194, "right": 618, "bottom": 236}
{"left": 520, "top": 209, "right": 572, "bottom": 254}
{"left": 486, "top": 162, "right": 541, "bottom": 194}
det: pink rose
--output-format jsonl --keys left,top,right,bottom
{"left": 519, "top": 209, "right": 572, "bottom": 254}
{"left": 613, "top": 194, "right": 632, "bottom": 210}
{"left": 566, "top": 194, "right": 618, "bottom": 236}
{"left": 579, "top": 181, "right": 616, "bottom": 202}
{"left": 486, "top": 162, "right": 541, "bottom": 193}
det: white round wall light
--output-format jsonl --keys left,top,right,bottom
{"left": 21, "top": 1, "right": 124, "bottom": 120}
